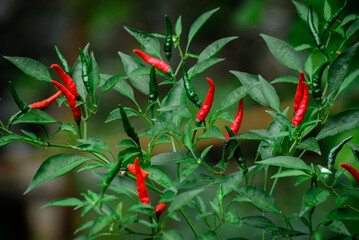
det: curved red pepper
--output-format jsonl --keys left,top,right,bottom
{"left": 133, "top": 49, "right": 171, "bottom": 73}
{"left": 196, "top": 78, "right": 215, "bottom": 122}
{"left": 134, "top": 157, "right": 150, "bottom": 204}
{"left": 29, "top": 91, "right": 62, "bottom": 109}
{"left": 128, "top": 163, "right": 149, "bottom": 178}
{"left": 339, "top": 163, "right": 359, "bottom": 183}
{"left": 293, "top": 72, "right": 305, "bottom": 112}
{"left": 51, "top": 64, "right": 79, "bottom": 97}
{"left": 51, "top": 80, "right": 81, "bottom": 120}
{"left": 225, "top": 98, "right": 244, "bottom": 140}
{"left": 292, "top": 82, "right": 309, "bottom": 126}
{"left": 155, "top": 202, "right": 167, "bottom": 213}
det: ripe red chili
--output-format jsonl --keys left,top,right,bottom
{"left": 196, "top": 78, "right": 215, "bottom": 123}
{"left": 339, "top": 163, "right": 359, "bottom": 183}
{"left": 225, "top": 98, "right": 244, "bottom": 140}
{"left": 128, "top": 163, "right": 149, "bottom": 178}
{"left": 155, "top": 202, "right": 167, "bottom": 213}
{"left": 29, "top": 91, "right": 62, "bottom": 109}
{"left": 51, "top": 64, "right": 79, "bottom": 97}
{"left": 292, "top": 82, "right": 309, "bottom": 126}
{"left": 134, "top": 157, "right": 150, "bottom": 204}
{"left": 293, "top": 72, "right": 305, "bottom": 112}
{"left": 51, "top": 80, "right": 81, "bottom": 120}
{"left": 133, "top": 49, "right": 171, "bottom": 73}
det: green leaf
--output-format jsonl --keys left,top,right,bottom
{"left": 292, "top": 0, "right": 318, "bottom": 28}
{"left": 260, "top": 34, "right": 302, "bottom": 72}
{"left": 271, "top": 75, "right": 298, "bottom": 84}
{"left": 151, "top": 152, "right": 192, "bottom": 166}
{"left": 180, "top": 163, "right": 199, "bottom": 183}
{"left": 21, "top": 130, "right": 38, "bottom": 141}
{"left": 56, "top": 123, "right": 77, "bottom": 135}
{"left": 115, "top": 139, "right": 137, "bottom": 148}
{"left": 221, "top": 85, "right": 254, "bottom": 110}
{"left": 271, "top": 169, "right": 309, "bottom": 179}
{"left": 89, "top": 52, "right": 100, "bottom": 94}
{"left": 13, "top": 109, "right": 59, "bottom": 125}
{"left": 105, "top": 107, "right": 136, "bottom": 123}
{"left": 145, "top": 166, "right": 176, "bottom": 192}
{"left": 323, "top": 0, "right": 332, "bottom": 21}
{"left": 182, "top": 121, "right": 193, "bottom": 150}
{"left": 338, "top": 69, "right": 359, "bottom": 95}
{"left": 188, "top": 58, "right": 224, "bottom": 79}
{"left": 77, "top": 163, "right": 103, "bottom": 172}
{"left": 294, "top": 43, "right": 313, "bottom": 51}
{"left": 324, "top": 220, "right": 350, "bottom": 236}
{"left": 220, "top": 171, "right": 244, "bottom": 196}
{"left": 199, "top": 126, "right": 224, "bottom": 140}
{"left": 232, "top": 132, "right": 264, "bottom": 141}
{"left": 175, "top": 16, "right": 182, "bottom": 37}
{"left": 42, "top": 197, "right": 84, "bottom": 208}
{"left": 296, "top": 137, "right": 321, "bottom": 155}
{"left": 177, "top": 173, "right": 214, "bottom": 189}
{"left": 93, "top": 172, "right": 137, "bottom": 197}
{"left": 161, "top": 80, "right": 186, "bottom": 110}
{"left": 198, "top": 37, "right": 238, "bottom": 63}
{"left": 89, "top": 216, "right": 112, "bottom": 236}
{"left": 25, "top": 153, "right": 92, "bottom": 194}
{"left": 301, "top": 188, "right": 330, "bottom": 212}
{"left": 0, "top": 134, "right": 27, "bottom": 147}
{"left": 162, "top": 230, "right": 184, "bottom": 240}
{"left": 346, "top": 18, "right": 359, "bottom": 41}
{"left": 257, "top": 156, "right": 311, "bottom": 171}
{"left": 328, "top": 43, "right": 359, "bottom": 92}
{"left": 101, "top": 74, "right": 127, "bottom": 95}
{"left": 265, "top": 111, "right": 291, "bottom": 129}
{"left": 187, "top": 8, "right": 220, "bottom": 49}
{"left": 316, "top": 109, "right": 359, "bottom": 140}
{"left": 77, "top": 138, "right": 111, "bottom": 153}
{"left": 4, "top": 56, "right": 51, "bottom": 82}
{"left": 224, "top": 209, "right": 242, "bottom": 227}
{"left": 124, "top": 26, "right": 161, "bottom": 58}
{"left": 168, "top": 188, "right": 204, "bottom": 213}
{"left": 118, "top": 51, "right": 149, "bottom": 95}
{"left": 71, "top": 53, "right": 88, "bottom": 100}
{"left": 234, "top": 186, "right": 281, "bottom": 214}
{"left": 196, "top": 231, "right": 218, "bottom": 240}
{"left": 325, "top": 208, "right": 359, "bottom": 221}
{"left": 242, "top": 215, "right": 275, "bottom": 229}
{"left": 230, "top": 71, "right": 267, "bottom": 106}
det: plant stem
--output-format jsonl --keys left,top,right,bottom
{"left": 179, "top": 208, "right": 199, "bottom": 237}
{"left": 270, "top": 167, "right": 282, "bottom": 195}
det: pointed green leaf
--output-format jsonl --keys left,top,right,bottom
{"left": 338, "top": 69, "right": 359, "bottom": 95}
{"left": 199, "top": 126, "right": 224, "bottom": 140}
{"left": 4, "top": 56, "right": 51, "bottom": 82}
{"left": 145, "top": 166, "right": 176, "bottom": 192}
{"left": 180, "top": 163, "right": 199, "bottom": 183}
{"left": 168, "top": 188, "right": 204, "bottom": 213}
{"left": 13, "top": 109, "right": 59, "bottom": 125}
{"left": 301, "top": 188, "right": 329, "bottom": 212}
{"left": 89, "top": 52, "right": 100, "bottom": 94}
{"left": 271, "top": 170, "right": 309, "bottom": 179}
{"left": 124, "top": 26, "right": 161, "bottom": 58}
{"left": 296, "top": 137, "right": 321, "bottom": 155}
{"left": 198, "top": 37, "right": 238, "bottom": 62}
{"left": 271, "top": 75, "right": 298, "bottom": 84}
{"left": 25, "top": 153, "right": 92, "bottom": 194}
{"left": 221, "top": 85, "right": 254, "bottom": 110}
{"left": 162, "top": 230, "right": 184, "bottom": 240}
{"left": 151, "top": 152, "right": 192, "bottom": 166}
{"left": 323, "top": 0, "right": 332, "bottom": 21}
{"left": 42, "top": 197, "right": 84, "bottom": 208}
{"left": 257, "top": 156, "right": 311, "bottom": 171}
{"left": 188, "top": 58, "right": 224, "bottom": 79}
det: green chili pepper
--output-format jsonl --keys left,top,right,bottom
{"left": 183, "top": 62, "right": 202, "bottom": 108}
{"left": 54, "top": 46, "right": 71, "bottom": 75}
{"left": 327, "top": 136, "right": 353, "bottom": 171}
{"left": 100, "top": 156, "right": 123, "bottom": 198}
{"left": 234, "top": 144, "right": 247, "bottom": 175}
{"left": 79, "top": 49, "right": 91, "bottom": 96}
{"left": 164, "top": 15, "right": 173, "bottom": 62}
{"left": 312, "top": 62, "right": 329, "bottom": 104}
{"left": 149, "top": 65, "right": 158, "bottom": 102}
{"left": 308, "top": 5, "right": 327, "bottom": 55}
{"left": 9, "top": 81, "right": 30, "bottom": 113}
{"left": 322, "top": 0, "right": 347, "bottom": 36}
{"left": 119, "top": 104, "right": 140, "bottom": 146}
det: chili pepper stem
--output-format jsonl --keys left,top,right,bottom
{"left": 179, "top": 208, "right": 199, "bottom": 237}
{"left": 269, "top": 167, "right": 282, "bottom": 196}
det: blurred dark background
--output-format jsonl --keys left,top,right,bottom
{"left": 0, "top": 0, "right": 359, "bottom": 239}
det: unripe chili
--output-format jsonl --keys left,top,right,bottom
{"left": 101, "top": 156, "right": 123, "bottom": 198}
{"left": 234, "top": 144, "right": 247, "bottom": 174}
{"left": 51, "top": 80, "right": 81, "bottom": 120}
{"left": 54, "top": 46, "right": 71, "bottom": 74}
{"left": 79, "top": 49, "right": 92, "bottom": 96}
{"left": 119, "top": 105, "right": 140, "bottom": 146}
{"left": 312, "top": 62, "right": 329, "bottom": 104}
{"left": 327, "top": 136, "right": 353, "bottom": 171}
{"left": 133, "top": 49, "right": 171, "bottom": 73}
{"left": 164, "top": 15, "right": 173, "bottom": 62}
{"left": 195, "top": 78, "right": 215, "bottom": 125}
{"left": 134, "top": 157, "right": 150, "bottom": 204}
{"left": 339, "top": 163, "right": 359, "bottom": 183}
{"left": 322, "top": 0, "right": 347, "bottom": 36}
{"left": 308, "top": 5, "right": 327, "bottom": 55}
{"left": 51, "top": 64, "right": 78, "bottom": 97}
{"left": 29, "top": 91, "right": 62, "bottom": 109}
{"left": 293, "top": 72, "right": 305, "bottom": 113}
{"left": 292, "top": 82, "right": 309, "bottom": 126}
{"left": 149, "top": 65, "right": 158, "bottom": 102}
{"left": 183, "top": 62, "right": 202, "bottom": 108}
{"left": 225, "top": 98, "right": 244, "bottom": 140}
{"left": 128, "top": 163, "right": 149, "bottom": 178}
{"left": 9, "top": 81, "right": 31, "bottom": 113}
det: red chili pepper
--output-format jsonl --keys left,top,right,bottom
{"left": 29, "top": 91, "right": 62, "bottom": 109}
{"left": 134, "top": 157, "right": 150, "bottom": 204}
{"left": 133, "top": 49, "right": 171, "bottom": 73}
{"left": 292, "top": 82, "right": 309, "bottom": 126}
{"left": 51, "top": 80, "right": 81, "bottom": 120}
{"left": 225, "top": 98, "right": 244, "bottom": 140}
{"left": 339, "top": 163, "right": 359, "bottom": 183}
{"left": 51, "top": 64, "right": 79, "bottom": 97}
{"left": 155, "top": 202, "right": 167, "bottom": 213}
{"left": 196, "top": 78, "right": 215, "bottom": 124}
{"left": 128, "top": 163, "right": 149, "bottom": 178}
{"left": 293, "top": 72, "right": 305, "bottom": 112}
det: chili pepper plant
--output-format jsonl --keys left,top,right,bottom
{"left": 1, "top": 2, "right": 359, "bottom": 239}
